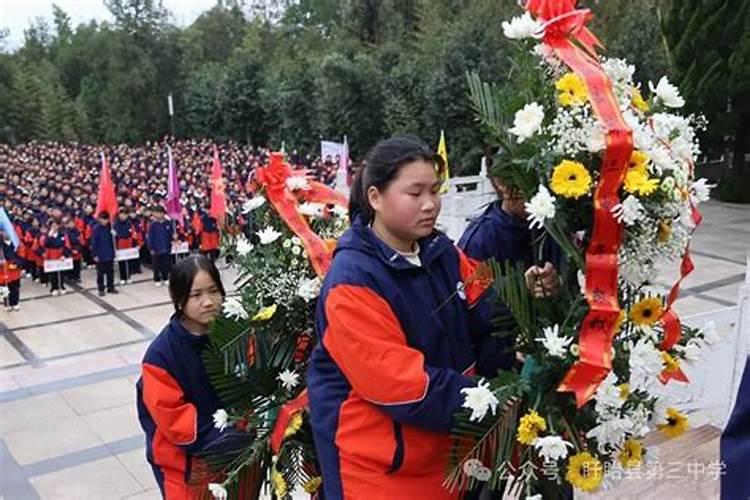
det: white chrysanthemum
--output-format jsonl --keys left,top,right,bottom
{"left": 502, "top": 12, "right": 543, "bottom": 40}
{"left": 583, "top": 121, "right": 606, "bottom": 152}
{"left": 299, "top": 202, "right": 325, "bottom": 218}
{"left": 532, "top": 435, "right": 574, "bottom": 462}
{"left": 611, "top": 195, "right": 645, "bottom": 226}
{"left": 628, "top": 338, "right": 664, "bottom": 392}
{"left": 676, "top": 339, "right": 705, "bottom": 363}
{"left": 297, "top": 276, "right": 322, "bottom": 302}
{"left": 650, "top": 76, "right": 685, "bottom": 108}
{"left": 690, "top": 178, "right": 714, "bottom": 204}
{"left": 509, "top": 102, "right": 545, "bottom": 143}
{"left": 460, "top": 379, "right": 499, "bottom": 422}
{"left": 223, "top": 296, "right": 249, "bottom": 321}
{"left": 235, "top": 235, "right": 254, "bottom": 257}
{"left": 525, "top": 185, "right": 556, "bottom": 229}
{"left": 212, "top": 409, "right": 229, "bottom": 432}
{"left": 257, "top": 227, "right": 282, "bottom": 245}
{"left": 208, "top": 483, "right": 228, "bottom": 500}
{"left": 285, "top": 175, "right": 310, "bottom": 191}
{"left": 594, "top": 373, "right": 624, "bottom": 420}
{"left": 586, "top": 416, "right": 631, "bottom": 452}
{"left": 277, "top": 369, "right": 300, "bottom": 390}
{"left": 536, "top": 324, "right": 572, "bottom": 358}
{"left": 331, "top": 204, "right": 348, "bottom": 219}
{"left": 241, "top": 196, "right": 266, "bottom": 213}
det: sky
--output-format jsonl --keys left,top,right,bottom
{"left": 1, "top": 0, "right": 211, "bottom": 50}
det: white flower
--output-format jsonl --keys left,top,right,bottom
{"left": 235, "top": 236, "right": 254, "bottom": 257}
{"left": 286, "top": 175, "right": 310, "bottom": 191}
{"left": 297, "top": 276, "right": 322, "bottom": 302}
{"left": 508, "top": 102, "right": 545, "bottom": 143}
{"left": 583, "top": 122, "right": 606, "bottom": 152}
{"left": 241, "top": 196, "right": 266, "bottom": 213}
{"left": 536, "top": 324, "right": 572, "bottom": 358}
{"left": 532, "top": 435, "right": 574, "bottom": 461}
{"left": 332, "top": 204, "right": 348, "bottom": 219}
{"left": 586, "top": 417, "right": 631, "bottom": 452}
{"left": 291, "top": 245, "right": 302, "bottom": 256}
{"left": 299, "top": 202, "right": 325, "bottom": 218}
{"left": 282, "top": 238, "right": 292, "bottom": 248}
{"left": 212, "top": 409, "right": 229, "bottom": 432}
{"left": 257, "top": 227, "right": 282, "bottom": 245}
{"left": 208, "top": 483, "right": 228, "bottom": 500}
{"left": 649, "top": 76, "right": 685, "bottom": 108}
{"left": 628, "top": 338, "right": 664, "bottom": 392}
{"left": 525, "top": 185, "right": 556, "bottom": 230}
{"left": 460, "top": 379, "right": 499, "bottom": 422}
{"left": 223, "top": 297, "right": 249, "bottom": 321}
{"left": 502, "top": 12, "right": 544, "bottom": 40}
{"left": 702, "top": 320, "right": 720, "bottom": 344}
{"left": 291, "top": 236, "right": 302, "bottom": 246}
{"left": 526, "top": 496, "right": 543, "bottom": 500}
{"left": 462, "top": 458, "right": 484, "bottom": 477}
{"left": 594, "top": 373, "right": 624, "bottom": 418}
{"left": 277, "top": 369, "right": 300, "bottom": 390}
{"left": 474, "top": 466, "right": 492, "bottom": 482}
{"left": 690, "top": 178, "right": 714, "bottom": 204}
{"left": 677, "top": 339, "right": 705, "bottom": 363}
{"left": 577, "top": 269, "right": 586, "bottom": 296}
{"left": 611, "top": 195, "right": 645, "bottom": 226}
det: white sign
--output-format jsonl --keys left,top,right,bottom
{"left": 44, "top": 258, "right": 74, "bottom": 273}
{"left": 115, "top": 248, "right": 141, "bottom": 262}
{"left": 171, "top": 241, "right": 189, "bottom": 255}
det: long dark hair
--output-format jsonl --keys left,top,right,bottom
{"left": 168, "top": 255, "right": 226, "bottom": 316}
{"left": 348, "top": 134, "right": 445, "bottom": 224}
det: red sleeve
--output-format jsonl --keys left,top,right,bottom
{"left": 141, "top": 362, "right": 197, "bottom": 445}
{"left": 456, "top": 247, "right": 492, "bottom": 307}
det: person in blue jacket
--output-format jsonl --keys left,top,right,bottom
{"left": 147, "top": 205, "right": 174, "bottom": 287}
{"left": 307, "top": 135, "right": 513, "bottom": 500}
{"left": 136, "top": 255, "right": 246, "bottom": 499}
{"left": 721, "top": 357, "right": 750, "bottom": 499}
{"left": 91, "top": 211, "right": 118, "bottom": 296}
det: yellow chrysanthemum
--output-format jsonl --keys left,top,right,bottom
{"left": 628, "top": 150, "right": 650, "bottom": 175}
{"left": 271, "top": 468, "right": 288, "bottom": 498}
{"left": 624, "top": 170, "right": 660, "bottom": 196}
{"left": 303, "top": 477, "right": 323, "bottom": 494}
{"left": 658, "top": 407, "right": 689, "bottom": 439}
{"left": 631, "top": 87, "right": 650, "bottom": 113}
{"left": 516, "top": 409, "right": 547, "bottom": 445}
{"left": 629, "top": 297, "right": 663, "bottom": 326}
{"left": 550, "top": 160, "right": 592, "bottom": 199}
{"left": 252, "top": 303, "right": 278, "bottom": 321}
{"left": 618, "top": 438, "right": 644, "bottom": 469}
{"left": 658, "top": 220, "right": 672, "bottom": 243}
{"left": 284, "top": 412, "right": 304, "bottom": 438}
{"left": 566, "top": 451, "right": 604, "bottom": 492}
{"left": 556, "top": 73, "right": 589, "bottom": 107}
{"left": 662, "top": 351, "right": 681, "bottom": 373}
{"left": 618, "top": 383, "right": 630, "bottom": 400}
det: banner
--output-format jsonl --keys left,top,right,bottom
{"left": 115, "top": 248, "right": 140, "bottom": 262}
{"left": 171, "top": 241, "right": 190, "bottom": 255}
{"left": 44, "top": 258, "right": 74, "bottom": 273}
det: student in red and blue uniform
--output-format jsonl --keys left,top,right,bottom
{"left": 91, "top": 211, "right": 118, "bottom": 296}
{"left": 114, "top": 210, "right": 137, "bottom": 285}
{"left": 41, "top": 220, "right": 71, "bottom": 295}
{"left": 197, "top": 210, "right": 220, "bottom": 262}
{"left": 147, "top": 206, "right": 174, "bottom": 287}
{"left": 1, "top": 230, "right": 23, "bottom": 311}
{"left": 129, "top": 209, "right": 144, "bottom": 274}
{"left": 136, "top": 255, "right": 238, "bottom": 499}
{"left": 81, "top": 205, "right": 97, "bottom": 267}
{"left": 307, "top": 136, "right": 513, "bottom": 500}
{"left": 64, "top": 216, "right": 83, "bottom": 283}
{"left": 721, "top": 358, "right": 750, "bottom": 499}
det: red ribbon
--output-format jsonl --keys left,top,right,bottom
{"left": 526, "top": 1, "right": 633, "bottom": 408}
{"left": 270, "top": 390, "right": 309, "bottom": 454}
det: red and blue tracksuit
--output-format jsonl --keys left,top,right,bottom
{"left": 136, "top": 316, "right": 226, "bottom": 499}
{"left": 721, "top": 357, "right": 750, "bottom": 499}
{"left": 307, "top": 215, "right": 513, "bottom": 500}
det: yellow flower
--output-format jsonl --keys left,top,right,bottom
{"left": 556, "top": 73, "right": 589, "bottom": 107}
{"left": 631, "top": 87, "right": 650, "bottom": 113}
{"left": 566, "top": 451, "right": 604, "bottom": 492}
{"left": 252, "top": 304, "right": 278, "bottom": 321}
{"left": 628, "top": 150, "right": 650, "bottom": 175}
{"left": 516, "top": 410, "right": 547, "bottom": 445}
{"left": 550, "top": 160, "right": 592, "bottom": 199}
{"left": 658, "top": 407, "right": 689, "bottom": 439}
{"left": 303, "top": 476, "right": 323, "bottom": 494}
{"left": 624, "top": 170, "right": 660, "bottom": 196}
{"left": 629, "top": 297, "right": 663, "bottom": 326}
{"left": 618, "top": 383, "right": 630, "bottom": 400}
{"left": 658, "top": 220, "right": 672, "bottom": 243}
{"left": 614, "top": 310, "right": 626, "bottom": 333}
{"left": 284, "top": 412, "right": 303, "bottom": 438}
{"left": 271, "top": 468, "right": 288, "bottom": 498}
{"left": 618, "top": 438, "right": 644, "bottom": 468}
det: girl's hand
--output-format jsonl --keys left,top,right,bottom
{"left": 524, "top": 262, "right": 560, "bottom": 298}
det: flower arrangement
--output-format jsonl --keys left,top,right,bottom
{"left": 449, "top": 2, "right": 718, "bottom": 497}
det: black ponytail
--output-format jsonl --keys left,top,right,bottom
{"left": 348, "top": 134, "right": 444, "bottom": 224}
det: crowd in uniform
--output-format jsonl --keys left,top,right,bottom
{"left": 0, "top": 137, "right": 343, "bottom": 310}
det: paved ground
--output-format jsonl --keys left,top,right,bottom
{"left": 0, "top": 200, "right": 747, "bottom": 499}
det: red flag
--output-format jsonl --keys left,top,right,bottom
{"left": 95, "top": 152, "right": 118, "bottom": 218}
{"left": 209, "top": 146, "right": 226, "bottom": 225}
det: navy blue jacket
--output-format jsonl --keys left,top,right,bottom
{"left": 147, "top": 220, "right": 173, "bottom": 255}
{"left": 91, "top": 223, "right": 115, "bottom": 262}
{"left": 721, "top": 356, "right": 750, "bottom": 499}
